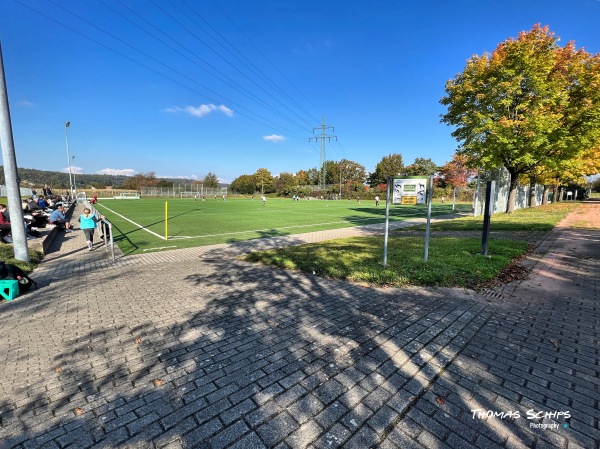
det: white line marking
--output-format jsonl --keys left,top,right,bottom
{"left": 166, "top": 217, "right": 386, "bottom": 240}
{"left": 96, "top": 204, "right": 166, "bottom": 240}
{"left": 96, "top": 203, "right": 416, "bottom": 242}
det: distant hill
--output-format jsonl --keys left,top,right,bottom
{"left": 0, "top": 167, "right": 197, "bottom": 189}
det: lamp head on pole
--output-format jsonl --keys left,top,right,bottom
{"left": 65, "top": 121, "right": 70, "bottom": 128}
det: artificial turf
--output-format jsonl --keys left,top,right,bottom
{"left": 94, "top": 197, "right": 472, "bottom": 255}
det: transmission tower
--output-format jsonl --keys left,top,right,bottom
{"left": 309, "top": 115, "right": 337, "bottom": 190}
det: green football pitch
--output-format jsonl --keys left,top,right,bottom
{"left": 93, "top": 197, "right": 471, "bottom": 256}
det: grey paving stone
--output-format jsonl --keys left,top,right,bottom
{"left": 209, "top": 420, "right": 250, "bottom": 449}
{"left": 256, "top": 411, "right": 299, "bottom": 447}
{"left": 228, "top": 432, "right": 267, "bottom": 449}
{"left": 311, "top": 423, "right": 352, "bottom": 449}
{"left": 284, "top": 420, "right": 323, "bottom": 449}
{"left": 1, "top": 203, "right": 597, "bottom": 449}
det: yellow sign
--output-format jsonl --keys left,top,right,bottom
{"left": 401, "top": 196, "right": 417, "bottom": 205}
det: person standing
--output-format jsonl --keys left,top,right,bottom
{"left": 261, "top": 194, "right": 266, "bottom": 206}
{"left": 375, "top": 195, "right": 380, "bottom": 207}
{"left": 78, "top": 208, "right": 102, "bottom": 251}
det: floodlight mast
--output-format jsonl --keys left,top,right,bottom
{"left": 0, "top": 41, "right": 29, "bottom": 262}
{"left": 65, "top": 121, "right": 74, "bottom": 199}
{"left": 309, "top": 115, "right": 336, "bottom": 191}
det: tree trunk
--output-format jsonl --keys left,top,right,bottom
{"left": 542, "top": 185, "right": 550, "bottom": 205}
{"left": 556, "top": 185, "right": 562, "bottom": 202}
{"left": 506, "top": 168, "right": 519, "bottom": 213}
{"left": 528, "top": 177, "right": 536, "bottom": 207}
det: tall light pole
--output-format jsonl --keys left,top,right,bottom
{"left": 65, "top": 121, "right": 74, "bottom": 199}
{"left": 0, "top": 41, "right": 29, "bottom": 262}
{"left": 72, "top": 155, "right": 77, "bottom": 196}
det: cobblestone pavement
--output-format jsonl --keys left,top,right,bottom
{"left": 0, "top": 202, "right": 597, "bottom": 449}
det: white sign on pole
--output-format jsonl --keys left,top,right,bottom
{"left": 392, "top": 178, "right": 428, "bottom": 205}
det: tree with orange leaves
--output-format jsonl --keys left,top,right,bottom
{"left": 438, "top": 153, "right": 476, "bottom": 188}
{"left": 441, "top": 24, "right": 600, "bottom": 212}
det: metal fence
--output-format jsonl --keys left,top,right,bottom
{"left": 473, "top": 167, "right": 548, "bottom": 216}
{"left": 141, "top": 186, "right": 228, "bottom": 197}
{"left": 87, "top": 201, "right": 116, "bottom": 262}
{"left": 0, "top": 186, "right": 32, "bottom": 197}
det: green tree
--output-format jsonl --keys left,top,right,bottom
{"left": 203, "top": 172, "right": 219, "bottom": 188}
{"left": 402, "top": 157, "right": 438, "bottom": 176}
{"left": 322, "top": 161, "right": 339, "bottom": 185}
{"left": 230, "top": 174, "right": 256, "bottom": 194}
{"left": 306, "top": 168, "right": 320, "bottom": 186}
{"left": 274, "top": 172, "right": 298, "bottom": 195}
{"left": 254, "top": 168, "right": 275, "bottom": 193}
{"left": 339, "top": 159, "right": 366, "bottom": 183}
{"left": 295, "top": 170, "right": 310, "bottom": 186}
{"left": 441, "top": 24, "right": 600, "bottom": 212}
{"left": 157, "top": 179, "right": 172, "bottom": 188}
{"left": 368, "top": 153, "right": 404, "bottom": 187}
{"left": 122, "top": 172, "right": 158, "bottom": 190}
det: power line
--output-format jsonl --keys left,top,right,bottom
{"left": 211, "top": 0, "right": 321, "bottom": 124}
{"left": 183, "top": 0, "right": 320, "bottom": 127}
{"left": 103, "top": 0, "right": 307, "bottom": 136}
{"left": 15, "top": 0, "right": 307, "bottom": 141}
{"left": 146, "top": 0, "right": 313, "bottom": 132}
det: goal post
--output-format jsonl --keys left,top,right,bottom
{"left": 114, "top": 192, "right": 141, "bottom": 199}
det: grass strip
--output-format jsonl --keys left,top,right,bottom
{"left": 403, "top": 202, "right": 579, "bottom": 232}
{"left": 245, "top": 203, "right": 580, "bottom": 288}
{"left": 0, "top": 246, "right": 43, "bottom": 274}
{"left": 245, "top": 236, "right": 528, "bottom": 289}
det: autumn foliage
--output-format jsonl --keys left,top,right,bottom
{"left": 441, "top": 24, "right": 600, "bottom": 212}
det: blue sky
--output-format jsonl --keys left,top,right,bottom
{"left": 1, "top": 0, "right": 599, "bottom": 183}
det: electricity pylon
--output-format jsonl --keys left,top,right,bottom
{"left": 309, "top": 115, "right": 337, "bottom": 190}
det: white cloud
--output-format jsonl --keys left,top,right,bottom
{"left": 96, "top": 168, "right": 138, "bottom": 176}
{"left": 263, "top": 134, "right": 285, "bottom": 143}
{"left": 165, "top": 104, "right": 234, "bottom": 118}
{"left": 158, "top": 174, "right": 200, "bottom": 180}
{"left": 18, "top": 100, "right": 34, "bottom": 107}
{"left": 63, "top": 166, "right": 85, "bottom": 174}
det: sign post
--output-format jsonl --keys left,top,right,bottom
{"left": 383, "top": 176, "right": 391, "bottom": 267}
{"left": 424, "top": 175, "right": 433, "bottom": 263}
{"left": 383, "top": 176, "right": 429, "bottom": 267}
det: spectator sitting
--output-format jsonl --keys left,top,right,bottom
{"left": 48, "top": 205, "right": 72, "bottom": 232}
{"left": 0, "top": 204, "right": 12, "bottom": 243}
{"left": 27, "top": 197, "right": 42, "bottom": 212}
{"left": 37, "top": 196, "right": 48, "bottom": 209}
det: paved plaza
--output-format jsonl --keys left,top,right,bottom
{"left": 0, "top": 202, "right": 598, "bottom": 449}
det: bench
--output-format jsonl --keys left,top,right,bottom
{"left": 26, "top": 203, "right": 75, "bottom": 255}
